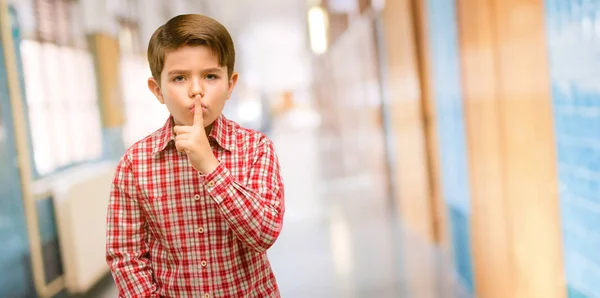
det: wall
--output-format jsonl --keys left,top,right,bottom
{"left": 381, "top": 0, "right": 435, "bottom": 244}
{"left": 457, "top": 0, "right": 565, "bottom": 297}
{"left": 545, "top": 1, "right": 600, "bottom": 297}
{"left": 425, "top": 0, "right": 474, "bottom": 292}
{"left": 312, "top": 9, "right": 389, "bottom": 185}
{"left": 0, "top": 5, "right": 34, "bottom": 296}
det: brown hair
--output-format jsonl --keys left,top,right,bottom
{"left": 147, "top": 14, "right": 235, "bottom": 81}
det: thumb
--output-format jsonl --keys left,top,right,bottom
{"left": 193, "top": 94, "right": 203, "bottom": 127}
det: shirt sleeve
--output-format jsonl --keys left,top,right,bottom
{"left": 106, "top": 153, "right": 160, "bottom": 298}
{"left": 203, "top": 137, "right": 285, "bottom": 252}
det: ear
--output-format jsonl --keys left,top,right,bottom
{"left": 227, "top": 72, "right": 239, "bottom": 100}
{"left": 148, "top": 77, "right": 164, "bottom": 104}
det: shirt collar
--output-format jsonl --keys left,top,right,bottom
{"left": 152, "top": 114, "right": 235, "bottom": 155}
{"left": 208, "top": 114, "right": 235, "bottom": 152}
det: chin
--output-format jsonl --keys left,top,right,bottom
{"left": 203, "top": 114, "right": 214, "bottom": 124}
{"left": 171, "top": 116, "right": 190, "bottom": 126}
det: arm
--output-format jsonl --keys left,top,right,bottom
{"left": 106, "top": 154, "right": 160, "bottom": 298}
{"left": 203, "top": 138, "right": 285, "bottom": 252}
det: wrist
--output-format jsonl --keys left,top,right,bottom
{"left": 199, "top": 155, "right": 219, "bottom": 174}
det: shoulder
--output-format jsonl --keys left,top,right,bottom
{"left": 117, "top": 126, "right": 166, "bottom": 166}
{"left": 227, "top": 117, "right": 273, "bottom": 150}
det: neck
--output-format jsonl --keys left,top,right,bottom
{"left": 205, "top": 123, "right": 213, "bottom": 136}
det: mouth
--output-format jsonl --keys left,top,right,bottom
{"left": 190, "top": 105, "right": 208, "bottom": 114}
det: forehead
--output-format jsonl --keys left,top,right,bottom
{"left": 162, "top": 45, "right": 223, "bottom": 71}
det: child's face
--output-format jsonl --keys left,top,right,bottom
{"left": 148, "top": 45, "right": 238, "bottom": 127}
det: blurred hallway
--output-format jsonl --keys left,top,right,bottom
{"left": 267, "top": 112, "right": 468, "bottom": 298}
{"left": 2, "top": 0, "right": 600, "bottom": 297}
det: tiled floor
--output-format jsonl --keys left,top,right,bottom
{"left": 85, "top": 113, "right": 469, "bottom": 298}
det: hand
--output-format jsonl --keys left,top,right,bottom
{"left": 173, "top": 95, "right": 219, "bottom": 174}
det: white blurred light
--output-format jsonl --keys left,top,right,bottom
{"left": 236, "top": 100, "right": 263, "bottom": 123}
{"left": 329, "top": 205, "right": 353, "bottom": 277}
{"left": 308, "top": 6, "right": 328, "bottom": 55}
{"left": 373, "top": 0, "right": 385, "bottom": 12}
{"left": 327, "top": 0, "right": 358, "bottom": 13}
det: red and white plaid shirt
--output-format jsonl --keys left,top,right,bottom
{"left": 106, "top": 114, "right": 285, "bottom": 298}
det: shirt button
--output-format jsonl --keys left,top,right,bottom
{"left": 197, "top": 227, "right": 204, "bottom": 234}
{"left": 194, "top": 194, "right": 201, "bottom": 201}
{"left": 207, "top": 181, "right": 215, "bottom": 187}
{"left": 204, "top": 294, "right": 210, "bottom": 298}
{"left": 201, "top": 260, "right": 207, "bottom": 267}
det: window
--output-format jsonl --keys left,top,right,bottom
{"left": 120, "top": 54, "right": 169, "bottom": 147}
{"left": 118, "top": 18, "right": 169, "bottom": 148}
{"left": 19, "top": 0, "right": 103, "bottom": 176}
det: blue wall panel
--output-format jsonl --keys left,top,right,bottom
{"left": 546, "top": 1, "right": 600, "bottom": 297}
{"left": 0, "top": 6, "right": 66, "bottom": 297}
{"left": 426, "top": 0, "right": 474, "bottom": 293}
{"left": 0, "top": 6, "right": 35, "bottom": 298}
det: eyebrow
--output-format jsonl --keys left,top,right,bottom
{"left": 167, "top": 68, "right": 224, "bottom": 76}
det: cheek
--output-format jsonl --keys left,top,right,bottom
{"left": 164, "top": 85, "right": 181, "bottom": 98}
{"left": 164, "top": 86, "right": 189, "bottom": 105}
{"left": 206, "top": 85, "right": 229, "bottom": 102}
{"left": 221, "top": 83, "right": 234, "bottom": 97}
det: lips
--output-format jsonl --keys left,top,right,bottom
{"left": 190, "top": 105, "right": 207, "bottom": 114}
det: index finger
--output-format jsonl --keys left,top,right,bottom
{"left": 193, "top": 94, "right": 203, "bottom": 127}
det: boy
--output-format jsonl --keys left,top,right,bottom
{"left": 106, "top": 14, "right": 285, "bottom": 298}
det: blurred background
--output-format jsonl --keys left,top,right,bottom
{"left": 0, "top": 0, "right": 596, "bottom": 297}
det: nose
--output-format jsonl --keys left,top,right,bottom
{"left": 189, "top": 76, "right": 204, "bottom": 98}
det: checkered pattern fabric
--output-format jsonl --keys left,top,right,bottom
{"left": 106, "top": 114, "right": 285, "bottom": 298}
